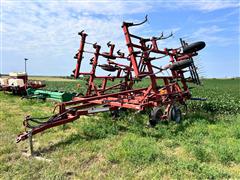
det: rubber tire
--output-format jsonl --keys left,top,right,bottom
{"left": 149, "top": 107, "right": 163, "bottom": 126}
{"left": 110, "top": 108, "right": 127, "bottom": 120}
{"left": 169, "top": 105, "right": 182, "bottom": 123}
{"left": 100, "top": 64, "right": 117, "bottom": 72}
{"left": 183, "top": 41, "right": 206, "bottom": 54}
{"left": 170, "top": 59, "right": 193, "bottom": 71}
{"left": 111, "top": 109, "right": 119, "bottom": 119}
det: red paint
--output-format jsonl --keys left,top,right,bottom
{"left": 16, "top": 17, "right": 204, "bottom": 143}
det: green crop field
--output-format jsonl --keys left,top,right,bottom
{"left": 0, "top": 78, "right": 240, "bottom": 179}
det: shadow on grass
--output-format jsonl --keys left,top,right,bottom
{"left": 36, "top": 111, "right": 216, "bottom": 154}
{"left": 37, "top": 133, "right": 92, "bottom": 154}
{"left": 37, "top": 120, "right": 128, "bottom": 154}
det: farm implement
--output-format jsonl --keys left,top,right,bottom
{"left": 0, "top": 73, "right": 74, "bottom": 102}
{"left": 16, "top": 16, "right": 206, "bottom": 144}
{"left": 0, "top": 72, "right": 45, "bottom": 95}
{"left": 25, "top": 88, "right": 76, "bottom": 102}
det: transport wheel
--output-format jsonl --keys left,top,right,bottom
{"left": 183, "top": 41, "right": 206, "bottom": 54}
{"left": 169, "top": 105, "right": 182, "bottom": 123}
{"left": 110, "top": 107, "right": 128, "bottom": 120}
{"left": 111, "top": 109, "right": 120, "bottom": 119}
{"left": 110, "top": 108, "right": 127, "bottom": 119}
{"left": 149, "top": 107, "right": 163, "bottom": 126}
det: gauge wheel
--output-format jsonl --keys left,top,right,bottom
{"left": 183, "top": 41, "right": 206, "bottom": 54}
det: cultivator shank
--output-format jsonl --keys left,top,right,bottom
{"left": 17, "top": 16, "right": 205, "bottom": 143}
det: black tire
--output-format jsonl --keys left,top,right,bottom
{"left": 149, "top": 107, "right": 163, "bottom": 126}
{"left": 183, "top": 41, "right": 206, "bottom": 54}
{"left": 12, "top": 87, "right": 18, "bottom": 95}
{"left": 100, "top": 64, "right": 118, "bottom": 72}
{"left": 12, "top": 89, "right": 16, "bottom": 95}
{"left": 110, "top": 108, "right": 127, "bottom": 120}
{"left": 111, "top": 109, "right": 120, "bottom": 119}
{"left": 170, "top": 59, "right": 193, "bottom": 70}
{"left": 169, "top": 105, "right": 182, "bottom": 123}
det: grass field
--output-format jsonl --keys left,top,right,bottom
{"left": 0, "top": 78, "right": 240, "bottom": 179}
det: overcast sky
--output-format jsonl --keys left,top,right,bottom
{"left": 1, "top": 0, "right": 239, "bottom": 77}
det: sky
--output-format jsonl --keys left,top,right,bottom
{"left": 1, "top": 0, "right": 239, "bottom": 78}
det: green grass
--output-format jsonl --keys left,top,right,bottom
{"left": 0, "top": 78, "right": 240, "bottom": 179}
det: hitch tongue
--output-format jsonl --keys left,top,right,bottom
{"left": 16, "top": 131, "right": 30, "bottom": 143}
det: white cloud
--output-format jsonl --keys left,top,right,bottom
{"left": 152, "top": 0, "right": 239, "bottom": 12}
{"left": 188, "top": 25, "right": 236, "bottom": 46}
{"left": 1, "top": 1, "right": 154, "bottom": 75}
{"left": 1, "top": 0, "right": 239, "bottom": 76}
{"left": 2, "top": 1, "right": 152, "bottom": 54}
{"left": 192, "top": 0, "right": 239, "bottom": 11}
{"left": 2, "top": 0, "right": 238, "bottom": 55}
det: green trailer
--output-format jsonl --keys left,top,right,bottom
{"left": 26, "top": 88, "right": 76, "bottom": 102}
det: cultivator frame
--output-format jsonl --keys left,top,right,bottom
{"left": 16, "top": 16, "right": 205, "bottom": 143}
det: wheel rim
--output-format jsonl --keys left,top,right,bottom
{"left": 149, "top": 107, "right": 163, "bottom": 126}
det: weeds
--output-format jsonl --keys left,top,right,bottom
{"left": 108, "top": 134, "right": 161, "bottom": 165}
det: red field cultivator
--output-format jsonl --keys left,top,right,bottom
{"left": 16, "top": 16, "right": 206, "bottom": 143}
